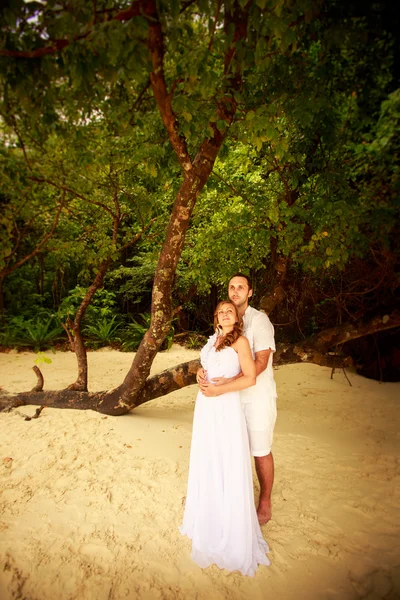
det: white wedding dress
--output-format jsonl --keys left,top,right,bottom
{"left": 179, "top": 337, "right": 270, "bottom": 577}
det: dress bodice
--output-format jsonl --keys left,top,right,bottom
{"left": 200, "top": 338, "right": 241, "bottom": 381}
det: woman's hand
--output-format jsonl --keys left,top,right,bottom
{"left": 199, "top": 382, "right": 220, "bottom": 397}
{"left": 196, "top": 367, "right": 207, "bottom": 385}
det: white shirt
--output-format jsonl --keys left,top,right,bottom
{"left": 240, "top": 305, "right": 277, "bottom": 404}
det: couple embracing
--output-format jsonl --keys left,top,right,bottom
{"left": 179, "top": 274, "right": 277, "bottom": 577}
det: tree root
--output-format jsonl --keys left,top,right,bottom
{"left": 24, "top": 406, "right": 45, "bottom": 421}
{"left": 31, "top": 366, "right": 44, "bottom": 392}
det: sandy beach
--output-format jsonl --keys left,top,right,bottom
{"left": 0, "top": 346, "right": 399, "bottom": 600}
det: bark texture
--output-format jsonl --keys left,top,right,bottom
{"left": 260, "top": 256, "right": 288, "bottom": 314}
{"left": 31, "top": 366, "right": 44, "bottom": 392}
{"left": 303, "top": 310, "right": 400, "bottom": 353}
{"left": 65, "top": 258, "right": 111, "bottom": 392}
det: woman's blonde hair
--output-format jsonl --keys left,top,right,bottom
{"left": 213, "top": 301, "right": 243, "bottom": 352}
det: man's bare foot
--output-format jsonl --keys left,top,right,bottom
{"left": 257, "top": 499, "right": 272, "bottom": 525}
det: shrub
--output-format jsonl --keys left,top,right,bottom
{"left": 0, "top": 313, "right": 64, "bottom": 350}
{"left": 121, "top": 313, "right": 151, "bottom": 351}
{"left": 58, "top": 286, "right": 118, "bottom": 326}
{"left": 83, "top": 315, "right": 122, "bottom": 347}
{"left": 121, "top": 313, "right": 175, "bottom": 352}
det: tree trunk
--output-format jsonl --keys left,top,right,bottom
{"left": 97, "top": 155, "right": 230, "bottom": 415}
{"left": 65, "top": 259, "right": 112, "bottom": 392}
{"left": 259, "top": 255, "right": 288, "bottom": 315}
{"left": 0, "top": 276, "right": 5, "bottom": 326}
{"left": 2, "top": 310, "right": 399, "bottom": 414}
{"left": 93, "top": 0, "right": 244, "bottom": 415}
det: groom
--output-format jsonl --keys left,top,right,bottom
{"left": 197, "top": 274, "right": 277, "bottom": 524}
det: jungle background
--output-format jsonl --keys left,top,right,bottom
{"left": 0, "top": 0, "right": 399, "bottom": 413}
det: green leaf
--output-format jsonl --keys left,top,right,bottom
{"left": 148, "top": 164, "right": 158, "bottom": 177}
{"left": 256, "top": 0, "right": 267, "bottom": 9}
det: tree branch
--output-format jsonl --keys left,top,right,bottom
{"left": 212, "top": 171, "right": 256, "bottom": 206}
{"left": 31, "top": 366, "right": 44, "bottom": 392}
{"left": 128, "top": 78, "right": 152, "bottom": 115}
{"left": 0, "top": 0, "right": 148, "bottom": 58}
{"left": 29, "top": 177, "right": 115, "bottom": 218}
{"left": 145, "top": 0, "right": 192, "bottom": 171}
{"left": 303, "top": 309, "right": 400, "bottom": 353}
{"left": 208, "top": 0, "right": 222, "bottom": 52}
{"left": 0, "top": 192, "right": 66, "bottom": 278}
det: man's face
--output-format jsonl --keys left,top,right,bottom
{"left": 228, "top": 276, "right": 252, "bottom": 310}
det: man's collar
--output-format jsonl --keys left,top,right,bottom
{"left": 243, "top": 305, "right": 252, "bottom": 317}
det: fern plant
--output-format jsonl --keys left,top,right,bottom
{"left": 83, "top": 315, "right": 122, "bottom": 347}
{"left": 0, "top": 314, "right": 64, "bottom": 350}
{"left": 121, "top": 313, "right": 175, "bottom": 352}
{"left": 121, "top": 313, "right": 151, "bottom": 351}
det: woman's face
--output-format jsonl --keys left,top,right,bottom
{"left": 216, "top": 303, "right": 237, "bottom": 328}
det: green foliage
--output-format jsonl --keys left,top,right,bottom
{"left": 121, "top": 313, "right": 151, "bottom": 352}
{"left": 35, "top": 352, "right": 53, "bottom": 365}
{"left": 120, "top": 313, "right": 151, "bottom": 351}
{"left": 0, "top": 313, "right": 64, "bottom": 350}
{"left": 121, "top": 313, "right": 175, "bottom": 352}
{"left": 185, "top": 334, "right": 207, "bottom": 350}
{"left": 177, "top": 11, "right": 399, "bottom": 290}
{"left": 58, "top": 286, "right": 118, "bottom": 325}
{"left": 24, "top": 317, "right": 63, "bottom": 350}
{"left": 349, "top": 87, "right": 400, "bottom": 248}
{"left": 109, "top": 253, "right": 157, "bottom": 307}
{"left": 163, "top": 323, "right": 176, "bottom": 352}
{"left": 0, "top": 325, "right": 17, "bottom": 348}
{"left": 83, "top": 315, "right": 122, "bottom": 347}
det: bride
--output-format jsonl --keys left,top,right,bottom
{"left": 179, "top": 300, "right": 270, "bottom": 577}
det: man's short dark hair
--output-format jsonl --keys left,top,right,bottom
{"left": 229, "top": 273, "right": 252, "bottom": 291}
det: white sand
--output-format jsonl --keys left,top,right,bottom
{"left": 0, "top": 346, "right": 399, "bottom": 600}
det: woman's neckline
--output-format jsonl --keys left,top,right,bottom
{"left": 213, "top": 341, "right": 238, "bottom": 353}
